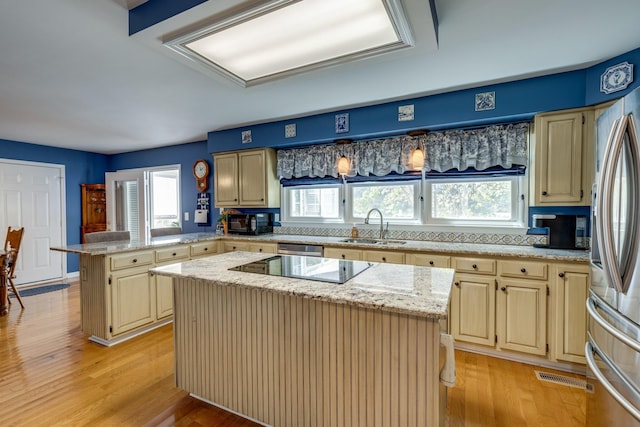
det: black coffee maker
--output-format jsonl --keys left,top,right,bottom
{"left": 532, "top": 214, "right": 587, "bottom": 249}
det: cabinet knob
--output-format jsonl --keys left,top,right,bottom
{"left": 259, "top": 248, "right": 263, "bottom": 252}
{"left": 520, "top": 268, "right": 526, "bottom": 273}
{"left": 501, "top": 287, "right": 507, "bottom": 292}
{"left": 341, "top": 254, "right": 346, "bottom": 259}
{"left": 454, "top": 282, "right": 460, "bottom": 287}
{"left": 234, "top": 198, "right": 238, "bottom": 202}
{"left": 542, "top": 191, "right": 548, "bottom": 196}
{"left": 472, "top": 264, "right": 478, "bottom": 269}
{"left": 559, "top": 272, "right": 565, "bottom": 278}
{"left": 132, "top": 258, "right": 137, "bottom": 263}
{"left": 204, "top": 247, "right": 208, "bottom": 251}
{"left": 382, "top": 257, "right": 386, "bottom": 262}
{"left": 172, "top": 252, "right": 177, "bottom": 256}
{"left": 429, "top": 260, "right": 434, "bottom": 265}
{"left": 261, "top": 198, "right": 264, "bottom": 201}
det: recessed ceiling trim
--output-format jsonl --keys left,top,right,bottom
{"left": 163, "top": 0, "right": 415, "bottom": 87}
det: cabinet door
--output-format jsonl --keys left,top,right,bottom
{"left": 496, "top": 279, "right": 547, "bottom": 355}
{"left": 154, "top": 273, "right": 173, "bottom": 320}
{"left": 363, "top": 250, "right": 405, "bottom": 264}
{"left": 323, "top": 247, "right": 363, "bottom": 260}
{"left": 110, "top": 267, "right": 154, "bottom": 335}
{"left": 553, "top": 264, "right": 589, "bottom": 363}
{"left": 533, "top": 111, "right": 584, "bottom": 205}
{"left": 238, "top": 150, "right": 267, "bottom": 206}
{"left": 450, "top": 274, "right": 496, "bottom": 346}
{"left": 214, "top": 153, "right": 239, "bottom": 207}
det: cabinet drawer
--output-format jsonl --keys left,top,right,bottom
{"left": 324, "top": 247, "right": 363, "bottom": 261}
{"left": 110, "top": 251, "right": 153, "bottom": 271}
{"left": 498, "top": 260, "right": 548, "bottom": 280}
{"left": 191, "top": 241, "right": 218, "bottom": 257}
{"left": 223, "top": 242, "right": 250, "bottom": 252}
{"left": 453, "top": 257, "right": 496, "bottom": 275}
{"left": 249, "top": 243, "right": 277, "bottom": 254}
{"left": 406, "top": 253, "right": 451, "bottom": 268}
{"left": 363, "top": 250, "right": 405, "bottom": 264}
{"left": 155, "top": 245, "right": 190, "bottom": 263}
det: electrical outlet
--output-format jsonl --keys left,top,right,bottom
{"left": 275, "top": 213, "right": 280, "bottom": 222}
{"left": 184, "top": 211, "right": 189, "bottom": 221}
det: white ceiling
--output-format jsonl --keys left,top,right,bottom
{"left": 1, "top": 0, "right": 639, "bottom": 155}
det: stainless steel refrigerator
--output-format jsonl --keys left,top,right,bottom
{"left": 587, "top": 86, "right": 640, "bottom": 426}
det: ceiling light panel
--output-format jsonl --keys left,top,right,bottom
{"left": 165, "top": 0, "right": 414, "bottom": 86}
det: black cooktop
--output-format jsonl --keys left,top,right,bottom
{"left": 229, "top": 255, "right": 372, "bottom": 284}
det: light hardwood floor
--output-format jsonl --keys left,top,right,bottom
{"left": 0, "top": 281, "right": 586, "bottom": 426}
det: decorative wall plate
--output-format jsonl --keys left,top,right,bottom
{"left": 601, "top": 62, "right": 634, "bottom": 94}
{"left": 241, "top": 130, "right": 252, "bottom": 144}
{"left": 285, "top": 123, "right": 296, "bottom": 138}
{"left": 335, "top": 113, "right": 349, "bottom": 133}
{"left": 475, "top": 91, "right": 495, "bottom": 111}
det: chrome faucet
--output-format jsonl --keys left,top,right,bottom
{"left": 365, "top": 208, "right": 385, "bottom": 240}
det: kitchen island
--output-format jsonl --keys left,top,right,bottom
{"left": 153, "top": 251, "right": 455, "bottom": 427}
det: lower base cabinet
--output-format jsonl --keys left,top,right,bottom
{"left": 110, "top": 266, "right": 154, "bottom": 335}
{"left": 496, "top": 279, "right": 547, "bottom": 356}
{"left": 450, "top": 273, "right": 496, "bottom": 346}
{"left": 552, "top": 263, "right": 589, "bottom": 363}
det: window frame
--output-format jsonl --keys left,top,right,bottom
{"left": 423, "top": 174, "right": 526, "bottom": 228}
{"left": 281, "top": 183, "right": 344, "bottom": 223}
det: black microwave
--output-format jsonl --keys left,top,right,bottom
{"left": 227, "top": 213, "right": 273, "bottom": 235}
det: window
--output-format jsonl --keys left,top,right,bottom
{"left": 349, "top": 181, "right": 420, "bottom": 222}
{"left": 149, "top": 169, "right": 181, "bottom": 228}
{"left": 280, "top": 173, "right": 526, "bottom": 230}
{"left": 106, "top": 165, "right": 181, "bottom": 240}
{"left": 283, "top": 184, "right": 341, "bottom": 221}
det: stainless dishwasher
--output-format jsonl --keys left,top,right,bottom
{"left": 277, "top": 242, "right": 324, "bottom": 257}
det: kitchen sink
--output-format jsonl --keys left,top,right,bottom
{"left": 340, "top": 238, "right": 406, "bottom": 245}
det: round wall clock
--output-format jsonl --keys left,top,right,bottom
{"left": 193, "top": 159, "right": 209, "bottom": 192}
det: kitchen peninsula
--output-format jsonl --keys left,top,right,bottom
{"left": 51, "top": 233, "right": 221, "bottom": 346}
{"left": 153, "top": 251, "right": 455, "bottom": 427}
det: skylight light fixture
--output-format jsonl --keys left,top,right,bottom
{"left": 164, "top": 0, "right": 414, "bottom": 87}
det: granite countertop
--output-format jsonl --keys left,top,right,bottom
{"left": 50, "top": 231, "right": 590, "bottom": 262}
{"left": 225, "top": 233, "right": 591, "bottom": 263}
{"left": 152, "top": 251, "right": 455, "bottom": 319}
{"left": 50, "top": 232, "right": 221, "bottom": 255}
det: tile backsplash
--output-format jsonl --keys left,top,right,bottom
{"left": 275, "top": 225, "right": 548, "bottom": 246}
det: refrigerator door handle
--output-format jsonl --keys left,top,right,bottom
{"left": 587, "top": 296, "right": 640, "bottom": 353}
{"left": 598, "top": 115, "right": 640, "bottom": 294}
{"left": 586, "top": 341, "right": 640, "bottom": 422}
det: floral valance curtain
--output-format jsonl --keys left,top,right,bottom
{"left": 276, "top": 122, "right": 529, "bottom": 179}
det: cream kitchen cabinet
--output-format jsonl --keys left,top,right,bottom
{"left": 323, "top": 247, "right": 363, "bottom": 260}
{"left": 77, "top": 238, "right": 220, "bottom": 346}
{"left": 220, "top": 240, "right": 277, "bottom": 254}
{"left": 531, "top": 107, "right": 594, "bottom": 206}
{"left": 222, "top": 241, "right": 250, "bottom": 252}
{"left": 249, "top": 242, "right": 277, "bottom": 254}
{"left": 496, "top": 278, "right": 547, "bottom": 356}
{"left": 110, "top": 265, "right": 155, "bottom": 335}
{"left": 450, "top": 272, "right": 496, "bottom": 346}
{"left": 405, "top": 252, "right": 451, "bottom": 268}
{"left": 153, "top": 245, "right": 190, "bottom": 320}
{"left": 551, "top": 263, "right": 590, "bottom": 364}
{"left": 213, "top": 148, "right": 280, "bottom": 208}
{"left": 362, "top": 249, "right": 405, "bottom": 264}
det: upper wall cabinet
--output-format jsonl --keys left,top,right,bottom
{"left": 213, "top": 148, "right": 280, "bottom": 208}
{"left": 530, "top": 107, "right": 594, "bottom": 206}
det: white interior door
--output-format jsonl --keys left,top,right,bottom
{"left": 0, "top": 160, "right": 65, "bottom": 284}
{"left": 106, "top": 171, "right": 146, "bottom": 241}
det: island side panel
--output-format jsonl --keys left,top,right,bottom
{"left": 79, "top": 253, "right": 109, "bottom": 339}
{"left": 173, "top": 278, "right": 444, "bottom": 427}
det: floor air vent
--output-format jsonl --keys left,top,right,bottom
{"left": 535, "top": 371, "right": 587, "bottom": 390}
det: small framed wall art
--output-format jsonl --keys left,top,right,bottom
{"left": 335, "top": 113, "right": 349, "bottom": 133}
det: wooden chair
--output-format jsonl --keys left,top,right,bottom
{"left": 4, "top": 227, "right": 25, "bottom": 308}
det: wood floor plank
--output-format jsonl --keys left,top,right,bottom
{"left": 0, "top": 281, "right": 587, "bottom": 426}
